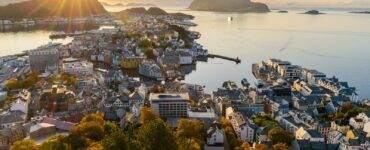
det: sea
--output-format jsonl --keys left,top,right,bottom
{"left": 1, "top": 6, "right": 370, "bottom": 98}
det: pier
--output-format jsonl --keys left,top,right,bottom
{"left": 208, "top": 54, "right": 241, "bottom": 64}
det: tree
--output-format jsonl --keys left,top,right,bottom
{"left": 268, "top": 127, "right": 294, "bottom": 145}
{"left": 273, "top": 143, "right": 288, "bottom": 150}
{"left": 87, "top": 142, "right": 103, "bottom": 150}
{"left": 220, "top": 117, "right": 242, "bottom": 149}
{"left": 40, "top": 135, "right": 68, "bottom": 150}
{"left": 81, "top": 113, "right": 105, "bottom": 126}
{"left": 71, "top": 121, "right": 105, "bottom": 141}
{"left": 5, "top": 78, "right": 21, "bottom": 90}
{"left": 177, "top": 137, "right": 201, "bottom": 150}
{"left": 137, "top": 119, "right": 178, "bottom": 150}
{"left": 140, "top": 107, "right": 157, "bottom": 124}
{"left": 176, "top": 119, "right": 205, "bottom": 148}
{"left": 255, "top": 144, "right": 268, "bottom": 150}
{"left": 11, "top": 139, "right": 38, "bottom": 150}
{"left": 241, "top": 142, "right": 251, "bottom": 150}
{"left": 102, "top": 131, "right": 129, "bottom": 150}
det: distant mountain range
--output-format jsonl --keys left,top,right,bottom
{"left": 112, "top": 7, "right": 194, "bottom": 20}
{"left": 0, "top": 0, "right": 107, "bottom": 20}
{"left": 189, "top": 0, "right": 269, "bottom": 12}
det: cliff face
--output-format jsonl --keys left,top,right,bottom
{"left": 189, "top": 0, "right": 269, "bottom": 12}
{"left": 0, "top": 0, "right": 107, "bottom": 19}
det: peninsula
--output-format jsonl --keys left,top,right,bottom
{"left": 188, "top": 0, "right": 269, "bottom": 12}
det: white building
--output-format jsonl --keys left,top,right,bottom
{"left": 62, "top": 58, "right": 93, "bottom": 76}
{"left": 227, "top": 110, "right": 255, "bottom": 142}
{"left": 149, "top": 93, "right": 189, "bottom": 118}
{"left": 207, "top": 123, "right": 225, "bottom": 145}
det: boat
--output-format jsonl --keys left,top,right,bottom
{"left": 228, "top": 17, "right": 233, "bottom": 21}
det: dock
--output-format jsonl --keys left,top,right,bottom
{"left": 208, "top": 54, "right": 241, "bottom": 64}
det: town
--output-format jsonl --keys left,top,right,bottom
{"left": 1, "top": 8, "right": 370, "bottom": 150}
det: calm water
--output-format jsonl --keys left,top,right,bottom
{"left": 1, "top": 6, "right": 370, "bottom": 98}
{"left": 174, "top": 8, "right": 370, "bottom": 98}
{"left": 0, "top": 31, "right": 72, "bottom": 56}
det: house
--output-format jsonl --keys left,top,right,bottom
{"left": 295, "top": 128, "right": 325, "bottom": 150}
{"left": 62, "top": 58, "right": 94, "bottom": 76}
{"left": 331, "top": 120, "right": 350, "bottom": 134}
{"left": 349, "top": 117, "right": 366, "bottom": 130}
{"left": 29, "top": 123, "right": 56, "bottom": 139}
{"left": 179, "top": 51, "right": 193, "bottom": 65}
{"left": 40, "top": 85, "right": 76, "bottom": 112}
{"left": 228, "top": 111, "right": 256, "bottom": 142}
{"left": 0, "top": 110, "right": 26, "bottom": 129}
{"left": 139, "top": 61, "right": 164, "bottom": 81}
{"left": 207, "top": 122, "right": 225, "bottom": 145}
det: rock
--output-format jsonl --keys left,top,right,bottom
{"left": 304, "top": 10, "right": 324, "bottom": 15}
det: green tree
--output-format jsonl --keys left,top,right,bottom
{"left": 102, "top": 131, "right": 129, "bottom": 150}
{"left": 40, "top": 135, "right": 68, "bottom": 150}
{"left": 176, "top": 119, "right": 205, "bottom": 148}
{"left": 137, "top": 119, "right": 178, "bottom": 150}
{"left": 81, "top": 113, "right": 105, "bottom": 126}
{"left": 268, "top": 127, "right": 294, "bottom": 145}
{"left": 11, "top": 139, "right": 38, "bottom": 150}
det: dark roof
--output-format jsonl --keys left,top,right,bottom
{"left": 306, "top": 129, "right": 324, "bottom": 138}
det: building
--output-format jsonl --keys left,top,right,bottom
{"left": 331, "top": 120, "right": 350, "bottom": 134}
{"left": 139, "top": 61, "right": 164, "bottom": 81}
{"left": 149, "top": 93, "right": 189, "bottom": 118}
{"left": 207, "top": 122, "right": 225, "bottom": 145}
{"left": 29, "top": 44, "right": 60, "bottom": 73}
{"left": 62, "top": 58, "right": 93, "bottom": 76}
{"left": 227, "top": 110, "right": 256, "bottom": 142}
{"left": 40, "top": 85, "right": 76, "bottom": 112}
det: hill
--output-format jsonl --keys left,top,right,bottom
{"left": 113, "top": 7, "right": 194, "bottom": 20}
{"left": 0, "top": 0, "right": 107, "bottom": 20}
{"left": 189, "top": 0, "right": 269, "bottom": 12}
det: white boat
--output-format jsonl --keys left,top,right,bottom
{"left": 228, "top": 17, "right": 233, "bottom": 21}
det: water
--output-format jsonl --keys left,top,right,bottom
{"left": 0, "top": 31, "right": 73, "bottom": 56}
{"left": 1, "top": 6, "right": 370, "bottom": 98}
{"left": 176, "top": 8, "right": 370, "bottom": 98}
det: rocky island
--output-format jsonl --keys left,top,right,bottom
{"left": 188, "top": 0, "right": 269, "bottom": 12}
{"left": 304, "top": 10, "right": 324, "bottom": 15}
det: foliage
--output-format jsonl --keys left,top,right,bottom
{"left": 268, "top": 127, "right": 294, "bottom": 145}
{"left": 255, "top": 144, "right": 268, "bottom": 150}
{"left": 11, "top": 139, "right": 38, "bottom": 150}
{"left": 138, "top": 39, "right": 154, "bottom": 49}
{"left": 273, "top": 143, "right": 289, "bottom": 150}
{"left": 140, "top": 107, "right": 157, "bottom": 124}
{"left": 39, "top": 135, "right": 68, "bottom": 150}
{"left": 176, "top": 119, "right": 205, "bottom": 148}
{"left": 137, "top": 119, "right": 178, "bottom": 150}
{"left": 102, "top": 131, "right": 128, "bottom": 150}
{"left": 220, "top": 117, "right": 242, "bottom": 149}
{"left": 252, "top": 115, "right": 278, "bottom": 129}
{"left": 241, "top": 142, "right": 251, "bottom": 150}
{"left": 177, "top": 137, "right": 201, "bottom": 150}
{"left": 5, "top": 72, "right": 39, "bottom": 90}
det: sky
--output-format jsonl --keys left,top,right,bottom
{"left": 98, "top": 0, "right": 370, "bottom": 7}
{"left": 1, "top": 0, "right": 370, "bottom": 7}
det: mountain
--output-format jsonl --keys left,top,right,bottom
{"left": 113, "top": 7, "right": 194, "bottom": 20}
{"left": 0, "top": 0, "right": 107, "bottom": 20}
{"left": 189, "top": 0, "right": 269, "bottom": 12}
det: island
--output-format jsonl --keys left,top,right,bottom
{"left": 0, "top": 0, "right": 107, "bottom": 19}
{"left": 278, "top": 10, "right": 288, "bottom": 13}
{"left": 188, "top": 0, "right": 269, "bottom": 12}
{"left": 350, "top": 11, "right": 370, "bottom": 14}
{"left": 125, "top": 2, "right": 156, "bottom": 7}
{"left": 113, "top": 7, "right": 194, "bottom": 20}
{"left": 304, "top": 10, "right": 325, "bottom": 15}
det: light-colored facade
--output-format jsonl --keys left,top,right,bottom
{"left": 149, "top": 93, "right": 189, "bottom": 118}
{"left": 29, "top": 46, "right": 60, "bottom": 73}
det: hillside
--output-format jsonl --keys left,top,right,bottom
{"left": 113, "top": 7, "right": 194, "bottom": 20}
{"left": 0, "top": 0, "right": 107, "bottom": 20}
{"left": 189, "top": 0, "right": 269, "bottom": 12}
